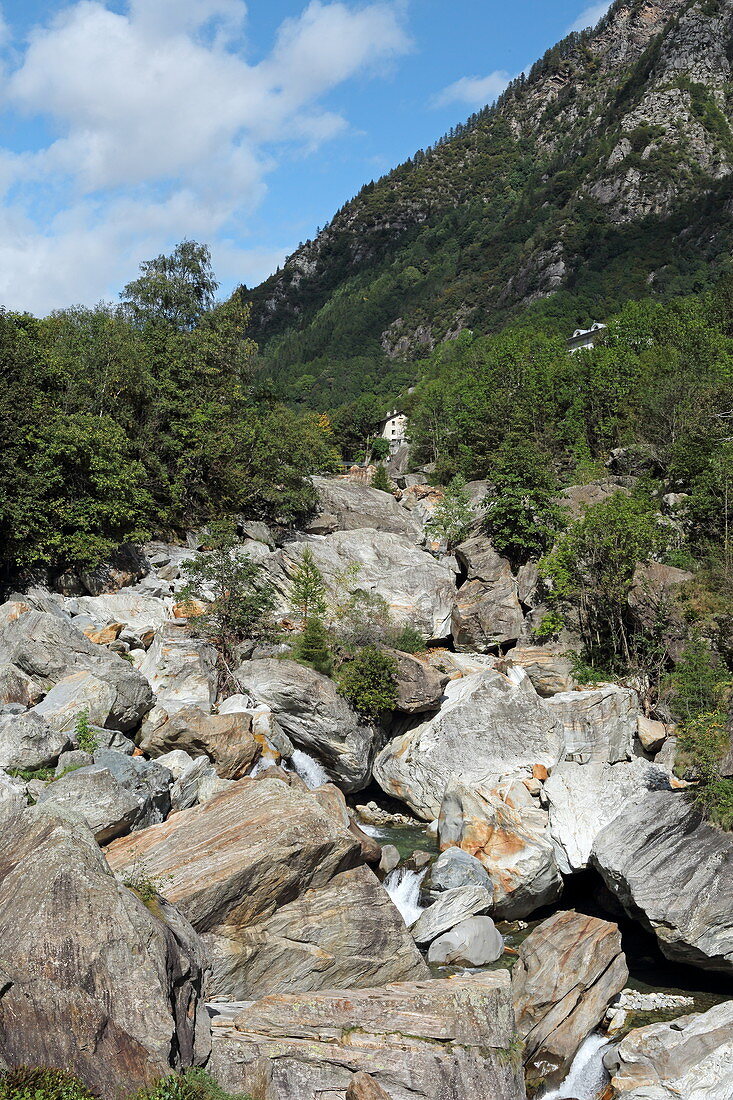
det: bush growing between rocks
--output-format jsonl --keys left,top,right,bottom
{"left": 336, "top": 646, "right": 398, "bottom": 720}
{"left": 370, "top": 463, "right": 393, "bottom": 493}
{"left": 181, "top": 521, "right": 277, "bottom": 663}
{"left": 676, "top": 711, "right": 733, "bottom": 829}
{"left": 74, "top": 710, "right": 98, "bottom": 754}
{"left": 0, "top": 1068, "right": 250, "bottom": 1100}
{"left": 426, "top": 475, "right": 474, "bottom": 548}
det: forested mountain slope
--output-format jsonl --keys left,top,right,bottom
{"left": 246, "top": 0, "right": 733, "bottom": 407}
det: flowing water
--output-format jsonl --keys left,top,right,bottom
{"left": 384, "top": 866, "right": 428, "bottom": 926}
{"left": 540, "top": 1032, "right": 612, "bottom": 1100}
{"left": 288, "top": 748, "right": 330, "bottom": 788}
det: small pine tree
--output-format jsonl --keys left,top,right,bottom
{"left": 293, "top": 614, "right": 333, "bottom": 676}
{"left": 427, "top": 475, "right": 474, "bottom": 548}
{"left": 371, "top": 464, "right": 392, "bottom": 493}
{"left": 289, "top": 546, "right": 327, "bottom": 627}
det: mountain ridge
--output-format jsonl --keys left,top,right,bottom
{"left": 244, "top": 0, "right": 733, "bottom": 402}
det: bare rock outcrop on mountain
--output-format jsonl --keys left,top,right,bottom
{"left": 452, "top": 536, "right": 524, "bottom": 651}
{"left": 310, "top": 476, "right": 423, "bottom": 539}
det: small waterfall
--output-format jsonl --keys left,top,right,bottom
{"left": 289, "top": 748, "right": 330, "bottom": 789}
{"left": 358, "top": 822, "right": 385, "bottom": 839}
{"left": 541, "top": 1032, "right": 613, "bottom": 1100}
{"left": 384, "top": 867, "right": 427, "bottom": 926}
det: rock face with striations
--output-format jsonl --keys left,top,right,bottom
{"left": 278, "top": 531, "right": 457, "bottom": 641}
{"left": 452, "top": 536, "right": 525, "bottom": 652}
{"left": 310, "top": 476, "right": 423, "bottom": 539}
{"left": 235, "top": 659, "right": 378, "bottom": 790}
{"left": 374, "top": 668, "right": 565, "bottom": 820}
{"left": 591, "top": 789, "right": 733, "bottom": 975}
{"left": 608, "top": 999, "right": 733, "bottom": 1100}
{"left": 105, "top": 778, "right": 427, "bottom": 998}
{"left": 139, "top": 704, "right": 262, "bottom": 779}
{"left": 208, "top": 971, "right": 527, "bottom": 1100}
{"left": 0, "top": 610, "right": 154, "bottom": 731}
{"left": 544, "top": 683, "right": 637, "bottom": 764}
{"left": 512, "top": 910, "right": 628, "bottom": 1093}
{"left": 439, "top": 776, "right": 563, "bottom": 919}
{"left": 0, "top": 802, "right": 210, "bottom": 1095}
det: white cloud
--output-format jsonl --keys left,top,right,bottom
{"left": 568, "top": 2, "right": 612, "bottom": 33}
{"left": 432, "top": 70, "right": 511, "bottom": 110}
{"left": 0, "top": 0, "right": 411, "bottom": 314}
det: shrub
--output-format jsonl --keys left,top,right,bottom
{"left": 180, "top": 520, "right": 276, "bottom": 662}
{"left": 289, "top": 546, "right": 327, "bottom": 627}
{"left": 676, "top": 711, "right": 733, "bottom": 829}
{"left": 0, "top": 1068, "right": 96, "bottom": 1100}
{"left": 74, "top": 709, "right": 99, "bottom": 754}
{"left": 426, "top": 475, "right": 473, "bottom": 549}
{"left": 292, "top": 615, "right": 333, "bottom": 676}
{"left": 370, "top": 463, "right": 393, "bottom": 493}
{"left": 387, "top": 624, "right": 427, "bottom": 653}
{"left": 336, "top": 646, "right": 398, "bottom": 720}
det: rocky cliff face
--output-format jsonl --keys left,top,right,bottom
{"left": 246, "top": 0, "right": 733, "bottom": 363}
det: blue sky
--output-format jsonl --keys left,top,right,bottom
{"left": 0, "top": 0, "right": 610, "bottom": 314}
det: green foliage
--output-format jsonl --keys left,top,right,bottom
{"left": 677, "top": 712, "right": 733, "bottom": 830}
{"left": 0, "top": 1067, "right": 96, "bottom": 1100}
{"left": 122, "top": 854, "right": 170, "bottom": 906}
{"left": 370, "top": 463, "right": 392, "bottom": 493}
{"left": 293, "top": 614, "right": 333, "bottom": 677}
{"left": 668, "top": 636, "right": 728, "bottom": 722}
{"left": 369, "top": 437, "right": 391, "bottom": 461}
{"left": 484, "top": 441, "right": 566, "bottom": 567}
{"left": 387, "top": 624, "right": 427, "bottom": 654}
{"left": 0, "top": 1068, "right": 250, "bottom": 1100}
{"left": 180, "top": 521, "right": 276, "bottom": 661}
{"left": 531, "top": 610, "right": 565, "bottom": 643}
{"left": 426, "top": 476, "right": 473, "bottom": 548}
{"left": 0, "top": 244, "right": 339, "bottom": 580}
{"left": 289, "top": 546, "right": 327, "bottom": 626}
{"left": 74, "top": 710, "right": 99, "bottom": 754}
{"left": 336, "top": 646, "right": 398, "bottom": 720}
{"left": 542, "top": 493, "right": 667, "bottom": 668}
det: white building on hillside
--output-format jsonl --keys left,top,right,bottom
{"left": 379, "top": 409, "right": 408, "bottom": 452}
{"left": 567, "top": 321, "right": 607, "bottom": 353}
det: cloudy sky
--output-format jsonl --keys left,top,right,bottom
{"left": 0, "top": 0, "right": 611, "bottom": 314}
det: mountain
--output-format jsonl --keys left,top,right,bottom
{"left": 245, "top": 0, "right": 733, "bottom": 407}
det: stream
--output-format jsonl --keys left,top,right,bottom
{"left": 368, "top": 821, "right": 733, "bottom": 1098}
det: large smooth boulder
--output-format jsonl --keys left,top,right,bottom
{"left": 546, "top": 759, "right": 672, "bottom": 874}
{"left": 210, "top": 863, "right": 427, "bottom": 998}
{"left": 208, "top": 971, "right": 527, "bottom": 1100}
{"left": 139, "top": 621, "right": 217, "bottom": 715}
{"left": 411, "top": 884, "right": 493, "bottom": 944}
{"left": 0, "top": 712, "right": 70, "bottom": 770}
{"left": 452, "top": 536, "right": 524, "bottom": 651}
{"left": 512, "top": 910, "right": 628, "bottom": 1093}
{"left": 427, "top": 916, "right": 504, "bottom": 966}
{"left": 72, "top": 589, "right": 170, "bottom": 639}
{"left": 105, "top": 779, "right": 426, "bottom": 997}
{"left": 373, "top": 668, "right": 565, "bottom": 820}
{"left": 235, "top": 659, "right": 377, "bottom": 791}
{"left": 0, "top": 803, "right": 209, "bottom": 1094}
{"left": 310, "top": 476, "right": 423, "bottom": 539}
{"left": 38, "top": 751, "right": 172, "bottom": 844}
{"left": 591, "top": 790, "right": 733, "bottom": 975}
{"left": 439, "top": 777, "right": 562, "bottom": 919}
{"left": 139, "top": 704, "right": 261, "bottom": 779}
{"left": 428, "top": 847, "right": 492, "bottom": 893}
{"left": 279, "top": 532, "right": 457, "bottom": 641}
{"left": 609, "top": 1000, "right": 733, "bottom": 1099}
{"left": 544, "top": 683, "right": 637, "bottom": 764}
{"left": 0, "top": 611, "right": 154, "bottom": 731}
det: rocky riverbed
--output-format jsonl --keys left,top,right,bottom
{"left": 0, "top": 473, "right": 731, "bottom": 1100}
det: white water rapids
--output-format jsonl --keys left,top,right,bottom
{"left": 384, "top": 866, "right": 427, "bottom": 926}
{"left": 288, "top": 748, "right": 330, "bottom": 788}
{"left": 540, "top": 1032, "right": 613, "bottom": 1100}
